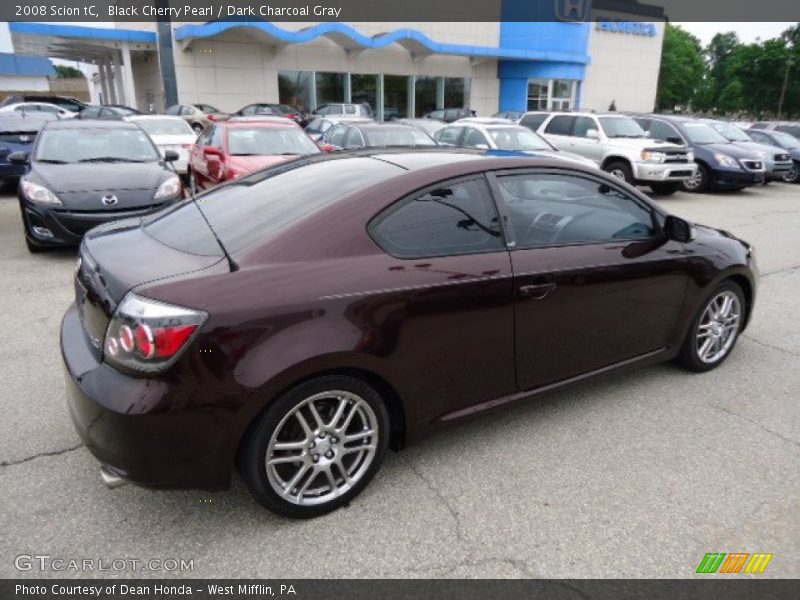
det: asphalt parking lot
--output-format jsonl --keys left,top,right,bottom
{"left": 0, "top": 180, "right": 798, "bottom": 579}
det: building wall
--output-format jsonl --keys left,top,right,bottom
{"left": 132, "top": 50, "right": 165, "bottom": 112}
{"left": 582, "top": 14, "right": 665, "bottom": 112}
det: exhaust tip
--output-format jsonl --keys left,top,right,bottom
{"left": 100, "top": 465, "right": 128, "bottom": 489}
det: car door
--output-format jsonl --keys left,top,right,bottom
{"left": 570, "top": 116, "right": 604, "bottom": 163}
{"left": 489, "top": 168, "right": 691, "bottom": 391}
{"left": 367, "top": 175, "right": 516, "bottom": 422}
{"left": 541, "top": 115, "right": 576, "bottom": 151}
{"left": 190, "top": 126, "right": 215, "bottom": 190}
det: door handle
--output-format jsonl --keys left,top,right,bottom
{"left": 519, "top": 282, "right": 557, "bottom": 300}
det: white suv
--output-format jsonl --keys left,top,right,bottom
{"left": 537, "top": 112, "right": 697, "bottom": 195}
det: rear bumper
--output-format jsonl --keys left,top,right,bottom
{"left": 633, "top": 161, "right": 697, "bottom": 182}
{"left": 61, "top": 304, "right": 233, "bottom": 490}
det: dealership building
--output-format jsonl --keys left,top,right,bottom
{"left": 2, "top": 1, "right": 665, "bottom": 117}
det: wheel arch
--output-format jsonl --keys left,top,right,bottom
{"left": 601, "top": 155, "right": 632, "bottom": 170}
{"left": 725, "top": 273, "right": 754, "bottom": 331}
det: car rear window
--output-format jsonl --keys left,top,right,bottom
{"left": 144, "top": 157, "right": 403, "bottom": 255}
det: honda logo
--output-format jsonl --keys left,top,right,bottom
{"left": 554, "top": 0, "right": 590, "bottom": 22}
{"left": 101, "top": 194, "right": 118, "bottom": 206}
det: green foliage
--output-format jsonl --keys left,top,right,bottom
{"left": 54, "top": 65, "right": 84, "bottom": 79}
{"left": 656, "top": 24, "right": 705, "bottom": 111}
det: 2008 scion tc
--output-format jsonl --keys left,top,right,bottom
{"left": 61, "top": 149, "right": 757, "bottom": 518}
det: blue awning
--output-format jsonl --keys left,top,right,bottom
{"left": 9, "top": 22, "right": 157, "bottom": 44}
{"left": 0, "top": 52, "right": 54, "bottom": 77}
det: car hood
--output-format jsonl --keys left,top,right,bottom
{"left": 731, "top": 140, "right": 789, "bottom": 156}
{"left": 693, "top": 142, "right": 762, "bottom": 160}
{"left": 148, "top": 134, "right": 196, "bottom": 146}
{"left": 31, "top": 162, "right": 166, "bottom": 193}
{"left": 225, "top": 154, "right": 296, "bottom": 176}
{"left": 607, "top": 138, "right": 685, "bottom": 151}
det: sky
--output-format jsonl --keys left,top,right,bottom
{"left": 674, "top": 22, "right": 794, "bottom": 45}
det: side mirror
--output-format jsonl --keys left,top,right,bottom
{"left": 586, "top": 129, "right": 600, "bottom": 140}
{"left": 203, "top": 146, "right": 222, "bottom": 158}
{"left": 163, "top": 149, "right": 179, "bottom": 162}
{"left": 664, "top": 215, "right": 694, "bottom": 243}
{"left": 7, "top": 151, "right": 29, "bottom": 165}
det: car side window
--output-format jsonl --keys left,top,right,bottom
{"left": 496, "top": 172, "right": 657, "bottom": 249}
{"left": 344, "top": 105, "right": 356, "bottom": 115}
{"left": 544, "top": 116, "right": 575, "bottom": 136}
{"left": 369, "top": 177, "right": 505, "bottom": 258}
{"left": 100, "top": 108, "right": 116, "bottom": 119}
{"left": 520, "top": 113, "right": 548, "bottom": 131}
{"left": 463, "top": 128, "right": 489, "bottom": 148}
{"left": 240, "top": 105, "right": 255, "bottom": 116}
{"left": 328, "top": 126, "right": 347, "bottom": 147}
{"left": 429, "top": 110, "right": 444, "bottom": 120}
{"left": 344, "top": 127, "right": 365, "bottom": 148}
{"left": 650, "top": 121, "right": 682, "bottom": 145}
{"left": 179, "top": 105, "right": 195, "bottom": 116}
{"left": 209, "top": 126, "right": 224, "bottom": 148}
{"left": 748, "top": 131, "right": 769, "bottom": 145}
{"left": 573, "top": 117, "right": 597, "bottom": 138}
{"left": 436, "top": 126, "right": 463, "bottom": 145}
{"left": 82, "top": 107, "right": 99, "bottom": 118}
{"left": 165, "top": 105, "right": 180, "bottom": 116}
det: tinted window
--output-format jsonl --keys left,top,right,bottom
{"left": 240, "top": 105, "right": 256, "bottom": 116}
{"left": 146, "top": 158, "right": 403, "bottom": 254}
{"left": 520, "top": 113, "right": 548, "bottom": 131}
{"left": 544, "top": 116, "right": 575, "bottom": 136}
{"left": 572, "top": 117, "right": 597, "bottom": 138}
{"left": 165, "top": 105, "right": 181, "bottom": 115}
{"left": 649, "top": 120, "right": 682, "bottom": 144}
{"left": 464, "top": 128, "right": 489, "bottom": 148}
{"left": 179, "top": 106, "right": 194, "bottom": 116}
{"left": 496, "top": 172, "right": 656, "bottom": 248}
{"left": 436, "top": 126, "right": 463, "bottom": 145}
{"left": 343, "top": 127, "right": 365, "bottom": 148}
{"left": 370, "top": 177, "right": 504, "bottom": 258}
{"left": 328, "top": 126, "right": 347, "bottom": 147}
{"left": 81, "top": 107, "right": 100, "bottom": 118}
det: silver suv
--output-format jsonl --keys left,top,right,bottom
{"left": 537, "top": 112, "right": 697, "bottom": 195}
{"left": 313, "top": 103, "right": 373, "bottom": 118}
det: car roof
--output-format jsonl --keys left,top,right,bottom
{"left": 221, "top": 119, "right": 298, "bottom": 129}
{"left": 41, "top": 119, "right": 141, "bottom": 130}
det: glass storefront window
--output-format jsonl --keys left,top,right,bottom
{"left": 527, "top": 80, "right": 549, "bottom": 111}
{"left": 315, "top": 72, "right": 346, "bottom": 109}
{"left": 415, "top": 76, "right": 438, "bottom": 117}
{"left": 527, "top": 79, "right": 577, "bottom": 111}
{"left": 552, "top": 79, "right": 575, "bottom": 111}
{"left": 351, "top": 74, "right": 378, "bottom": 117}
{"left": 444, "top": 78, "right": 465, "bottom": 108}
{"left": 278, "top": 71, "right": 313, "bottom": 112}
{"left": 384, "top": 75, "right": 410, "bottom": 120}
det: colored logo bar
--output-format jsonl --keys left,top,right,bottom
{"left": 697, "top": 553, "right": 773, "bottom": 574}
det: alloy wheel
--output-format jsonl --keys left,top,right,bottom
{"left": 695, "top": 290, "right": 742, "bottom": 364}
{"left": 684, "top": 169, "right": 703, "bottom": 190}
{"left": 609, "top": 168, "right": 627, "bottom": 181}
{"left": 265, "top": 390, "right": 379, "bottom": 506}
{"left": 783, "top": 163, "right": 799, "bottom": 183}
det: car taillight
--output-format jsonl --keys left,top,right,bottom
{"left": 104, "top": 293, "right": 207, "bottom": 372}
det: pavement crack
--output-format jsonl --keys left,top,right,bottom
{"left": 761, "top": 264, "right": 800, "bottom": 278}
{"left": 741, "top": 334, "right": 800, "bottom": 358}
{"left": 0, "top": 443, "right": 84, "bottom": 468}
{"left": 393, "top": 556, "right": 540, "bottom": 578}
{"left": 712, "top": 405, "right": 800, "bottom": 451}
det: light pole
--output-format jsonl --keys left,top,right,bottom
{"left": 778, "top": 56, "right": 795, "bottom": 119}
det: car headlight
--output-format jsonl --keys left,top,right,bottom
{"left": 713, "top": 153, "right": 740, "bottom": 169}
{"left": 641, "top": 150, "right": 666, "bottom": 163}
{"left": 154, "top": 175, "right": 181, "bottom": 201}
{"left": 21, "top": 180, "right": 62, "bottom": 206}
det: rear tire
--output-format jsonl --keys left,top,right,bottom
{"left": 192, "top": 123, "right": 204, "bottom": 135}
{"left": 604, "top": 161, "right": 634, "bottom": 185}
{"left": 650, "top": 182, "right": 680, "bottom": 196}
{"left": 682, "top": 163, "right": 710, "bottom": 193}
{"left": 676, "top": 281, "right": 745, "bottom": 372}
{"left": 242, "top": 375, "right": 390, "bottom": 518}
{"left": 783, "top": 161, "right": 800, "bottom": 183}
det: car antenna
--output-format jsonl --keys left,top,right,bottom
{"left": 165, "top": 157, "right": 239, "bottom": 272}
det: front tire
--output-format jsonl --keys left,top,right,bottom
{"left": 650, "top": 182, "right": 680, "bottom": 196}
{"left": 676, "top": 281, "right": 745, "bottom": 372}
{"left": 242, "top": 375, "right": 390, "bottom": 518}
{"left": 783, "top": 161, "right": 800, "bottom": 183}
{"left": 682, "top": 163, "right": 710, "bottom": 193}
{"left": 604, "top": 161, "right": 634, "bottom": 185}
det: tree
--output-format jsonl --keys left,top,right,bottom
{"left": 706, "top": 32, "right": 740, "bottom": 108}
{"left": 656, "top": 24, "right": 705, "bottom": 111}
{"left": 54, "top": 65, "right": 84, "bottom": 79}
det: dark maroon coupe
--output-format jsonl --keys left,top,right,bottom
{"left": 62, "top": 149, "right": 757, "bottom": 517}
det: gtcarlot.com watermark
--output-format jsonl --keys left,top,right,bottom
{"left": 14, "top": 554, "right": 194, "bottom": 573}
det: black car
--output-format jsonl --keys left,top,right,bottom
{"left": 78, "top": 104, "right": 142, "bottom": 120}
{"left": 424, "top": 108, "right": 475, "bottom": 123}
{"left": 320, "top": 122, "right": 438, "bottom": 150}
{"left": 0, "top": 94, "right": 88, "bottom": 114}
{"left": 13, "top": 120, "right": 182, "bottom": 252}
{"left": 635, "top": 115, "right": 765, "bottom": 193}
{"left": 0, "top": 112, "right": 56, "bottom": 182}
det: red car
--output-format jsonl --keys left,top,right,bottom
{"left": 187, "top": 119, "right": 320, "bottom": 192}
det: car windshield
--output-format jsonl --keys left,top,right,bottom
{"left": 711, "top": 122, "right": 751, "bottom": 142}
{"left": 598, "top": 117, "right": 647, "bottom": 138}
{"left": 486, "top": 127, "right": 552, "bottom": 151}
{"left": 681, "top": 122, "right": 729, "bottom": 144}
{"left": 227, "top": 127, "right": 321, "bottom": 156}
{"left": 771, "top": 131, "right": 800, "bottom": 149}
{"left": 363, "top": 127, "right": 437, "bottom": 147}
{"left": 135, "top": 118, "right": 193, "bottom": 136}
{"left": 113, "top": 106, "right": 138, "bottom": 116}
{"left": 35, "top": 128, "right": 160, "bottom": 163}
{"left": 195, "top": 104, "right": 220, "bottom": 113}
{"left": 143, "top": 157, "right": 403, "bottom": 254}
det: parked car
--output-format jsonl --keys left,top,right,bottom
{"left": 537, "top": 112, "right": 696, "bottom": 195}
{"left": 234, "top": 103, "right": 309, "bottom": 126}
{"left": 14, "top": 119, "right": 182, "bottom": 253}
{"left": 165, "top": 104, "right": 227, "bottom": 134}
{"left": 78, "top": 104, "right": 142, "bottom": 120}
{"left": 749, "top": 121, "right": 800, "bottom": 139}
{"left": 634, "top": 115, "right": 765, "bottom": 193}
{"left": 187, "top": 119, "right": 320, "bottom": 192}
{"left": 433, "top": 121, "right": 597, "bottom": 168}
{"left": 304, "top": 116, "right": 373, "bottom": 142}
{"left": 493, "top": 110, "right": 523, "bottom": 121}
{"left": 0, "top": 113, "right": 56, "bottom": 183}
{"left": 0, "top": 102, "right": 75, "bottom": 119}
{"left": 319, "top": 122, "right": 437, "bottom": 151}
{"left": 702, "top": 120, "right": 792, "bottom": 181}
{"left": 0, "top": 94, "right": 88, "bottom": 114}
{"left": 126, "top": 115, "right": 197, "bottom": 175}
{"left": 424, "top": 108, "right": 475, "bottom": 123}
{"left": 517, "top": 111, "right": 551, "bottom": 133}
{"left": 745, "top": 128, "right": 800, "bottom": 183}
{"left": 313, "top": 103, "right": 373, "bottom": 118}
{"left": 393, "top": 118, "right": 446, "bottom": 136}
{"left": 61, "top": 149, "right": 757, "bottom": 518}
